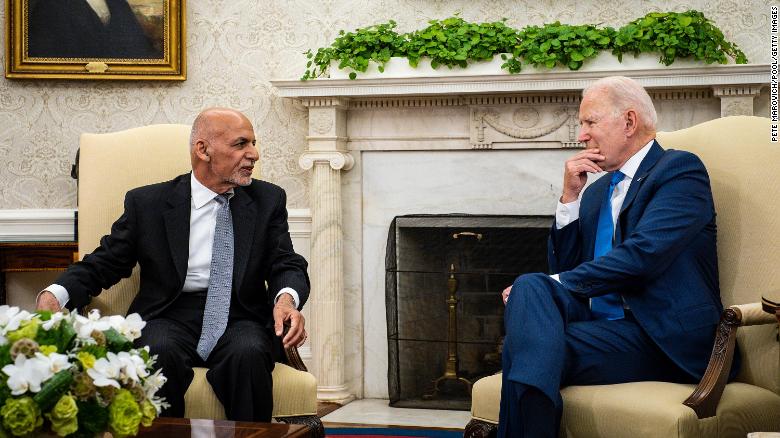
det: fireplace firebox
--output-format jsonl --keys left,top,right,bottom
{"left": 385, "top": 214, "right": 551, "bottom": 410}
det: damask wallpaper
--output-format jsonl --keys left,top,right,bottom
{"left": 0, "top": 0, "right": 772, "bottom": 209}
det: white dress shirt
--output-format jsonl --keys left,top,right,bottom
{"left": 550, "top": 139, "right": 654, "bottom": 283}
{"left": 45, "top": 172, "right": 299, "bottom": 308}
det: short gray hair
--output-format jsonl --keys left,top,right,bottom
{"left": 189, "top": 112, "right": 206, "bottom": 151}
{"left": 583, "top": 76, "right": 657, "bottom": 130}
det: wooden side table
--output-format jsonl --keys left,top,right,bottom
{"left": 0, "top": 241, "right": 78, "bottom": 305}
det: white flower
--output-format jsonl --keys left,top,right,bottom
{"left": 86, "top": 353, "right": 122, "bottom": 388}
{"left": 41, "top": 312, "right": 66, "bottom": 331}
{"left": 143, "top": 369, "right": 167, "bottom": 399}
{"left": 73, "top": 309, "right": 112, "bottom": 339}
{"left": 2, "top": 355, "right": 47, "bottom": 395}
{"left": 0, "top": 306, "right": 34, "bottom": 333}
{"left": 107, "top": 313, "right": 146, "bottom": 341}
{"left": 31, "top": 352, "right": 72, "bottom": 376}
{"left": 123, "top": 351, "right": 150, "bottom": 383}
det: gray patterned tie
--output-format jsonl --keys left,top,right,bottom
{"left": 196, "top": 193, "right": 234, "bottom": 361}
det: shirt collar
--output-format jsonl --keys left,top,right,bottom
{"left": 618, "top": 139, "right": 655, "bottom": 180}
{"left": 190, "top": 172, "right": 233, "bottom": 209}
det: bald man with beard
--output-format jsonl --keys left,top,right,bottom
{"left": 37, "top": 108, "right": 310, "bottom": 421}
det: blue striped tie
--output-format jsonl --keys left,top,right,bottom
{"left": 196, "top": 193, "right": 234, "bottom": 360}
{"left": 591, "top": 171, "right": 625, "bottom": 320}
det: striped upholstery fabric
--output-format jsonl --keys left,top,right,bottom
{"left": 470, "top": 117, "right": 780, "bottom": 437}
{"left": 78, "top": 124, "right": 316, "bottom": 420}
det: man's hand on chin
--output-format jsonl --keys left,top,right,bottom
{"left": 36, "top": 290, "right": 61, "bottom": 312}
{"left": 273, "top": 293, "right": 307, "bottom": 349}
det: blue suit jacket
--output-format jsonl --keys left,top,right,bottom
{"left": 549, "top": 141, "right": 725, "bottom": 380}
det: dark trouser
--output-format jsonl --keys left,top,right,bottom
{"left": 134, "top": 292, "right": 275, "bottom": 422}
{"left": 498, "top": 273, "right": 692, "bottom": 438}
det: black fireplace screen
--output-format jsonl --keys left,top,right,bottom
{"left": 385, "top": 214, "right": 551, "bottom": 410}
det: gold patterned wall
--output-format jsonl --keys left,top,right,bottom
{"left": 0, "top": 0, "right": 772, "bottom": 209}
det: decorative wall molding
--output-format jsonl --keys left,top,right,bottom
{"left": 0, "top": 209, "right": 76, "bottom": 241}
{"left": 0, "top": 209, "right": 311, "bottom": 243}
{"left": 712, "top": 85, "right": 764, "bottom": 97}
{"left": 650, "top": 90, "right": 714, "bottom": 100}
{"left": 287, "top": 209, "right": 312, "bottom": 239}
{"left": 305, "top": 89, "right": 717, "bottom": 110}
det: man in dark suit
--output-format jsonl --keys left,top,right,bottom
{"left": 28, "top": 0, "right": 161, "bottom": 59}
{"left": 36, "top": 108, "right": 309, "bottom": 422}
{"left": 498, "top": 76, "right": 727, "bottom": 437}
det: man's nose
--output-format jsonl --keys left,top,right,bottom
{"left": 247, "top": 145, "right": 260, "bottom": 161}
{"left": 577, "top": 128, "right": 589, "bottom": 143}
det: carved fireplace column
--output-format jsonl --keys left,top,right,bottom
{"left": 713, "top": 85, "right": 763, "bottom": 117}
{"left": 298, "top": 98, "right": 355, "bottom": 403}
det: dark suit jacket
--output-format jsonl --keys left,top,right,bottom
{"left": 28, "top": 0, "right": 161, "bottom": 59}
{"left": 57, "top": 173, "right": 310, "bottom": 328}
{"left": 549, "top": 141, "right": 725, "bottom": 380}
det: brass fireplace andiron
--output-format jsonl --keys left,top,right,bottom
{"left": 423, "top": 262, "right": 473, "bottom": 399}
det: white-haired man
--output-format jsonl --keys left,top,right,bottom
{"left": 498, "top": 77, "right": 730, "bottom": 436}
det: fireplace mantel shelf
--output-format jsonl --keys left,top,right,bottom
{"left": 272, "top": 64, "right": 767, "bottom": 99}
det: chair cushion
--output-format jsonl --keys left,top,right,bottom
{"left": 470, "top": 374, "right": 780, "bottom": 437}
{"left": 470, "top": 372, "right": 502, "bottom": 423}
{"left": 183, "top": 364, "right": 317, "bottom": 420}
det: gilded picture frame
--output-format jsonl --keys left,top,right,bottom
{"left": 4, "top": 0, "right": 185, "bottom": 80}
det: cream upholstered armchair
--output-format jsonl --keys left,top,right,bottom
{"left": 465, "top": 116, "right": 780, "bottom": 438}
{"left": 75, "top": 124, "right": 322, "bottom": 436}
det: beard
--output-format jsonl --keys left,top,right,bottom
{"left": 228, "top": 173, "right": 252, "bottom": 187}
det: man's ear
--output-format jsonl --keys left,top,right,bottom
{"left": 624, "top": 110, "right": 639, "bottom": 137}
{"left": 195, "top": 140, "right": 210, "bottom": 161}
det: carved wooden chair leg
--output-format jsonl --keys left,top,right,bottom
{"left": 275, "top": 415, "right": 325, "bottom": 438}
{"left": 464, "top": 419, "right": 497, "bottom": 438}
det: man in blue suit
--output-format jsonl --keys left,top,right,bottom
{"left": 498, "top": 76, "right": 727, "bottom": 437}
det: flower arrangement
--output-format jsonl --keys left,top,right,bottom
{"left": 0, "top": 306, "right": 167, "bottom": 437}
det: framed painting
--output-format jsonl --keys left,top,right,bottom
{"left": 4, "top": 0, "right": 185, "bottom": 80}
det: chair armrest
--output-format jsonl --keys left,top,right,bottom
{"left": 281, "top": 323, "right": 308, "bottom": 372}
{"left": 683, "top": 303, "right": 778, "bottom": 418}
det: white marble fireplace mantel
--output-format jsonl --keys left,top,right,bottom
{"left": 271, "top": 63, "right": 769, "bottom": 402}
{"left": 273, "top": 64, "right": 767, "bottom": 98}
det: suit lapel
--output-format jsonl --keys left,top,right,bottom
{"left": 163, "top": 176, "right": 191, "bottom": 284}
{"left": 231, "top": 187, "right": 257, "bottom": 293}
{"left": 619, "top": 141, "right": 664, "bottom": 216}
{"left": 615, "top": 141, "right": 665, "bottom": 242}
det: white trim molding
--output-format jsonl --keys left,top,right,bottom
{"left": 272, "top": 64, "right": 767, "bottom": 99}
{"left": 287, "top": 208, "right": 312, "bottom": 239}
{"left": 0, "top": 209, "right": 76, "bottom": 241}
{"left": 0, "top": 209, "right": 311, "bottom": 243}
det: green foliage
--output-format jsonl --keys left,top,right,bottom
{"left": 0, "top": 347, "right": 10, "bottom": 371}
{"left": 612, "top": 10, "right": 748, "bottom": 65}
{"left": 35, "top": 319, "right": 76, "bottom": 354}
{"left": 103, "top": 329, "right": 132, "bottom": 353}
{"left": 79, "top": 344, "right": 107, "bottom": 360}
{"left": 33, "top": 371, "right": 74, "bottom": 412}
{"left": 301, "top": 20, "right": 407, "bottom": 80}
{"left": 514, "top": 23, "right": 615, "bottom": 71}
{"left": 0, "top": 376, "right": 11, "bottom": 410}
{"left": 404, "top": 17, "right": 519, "bottom": 69}
{"left": 301, "top": 11, "right": 747, "bottom": 80}
{"left": 75, "top": 400, "right": 109, "bottom": 436}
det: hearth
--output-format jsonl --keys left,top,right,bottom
{"left": 385, "top": 214, "right": 551, "bottom": 410}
